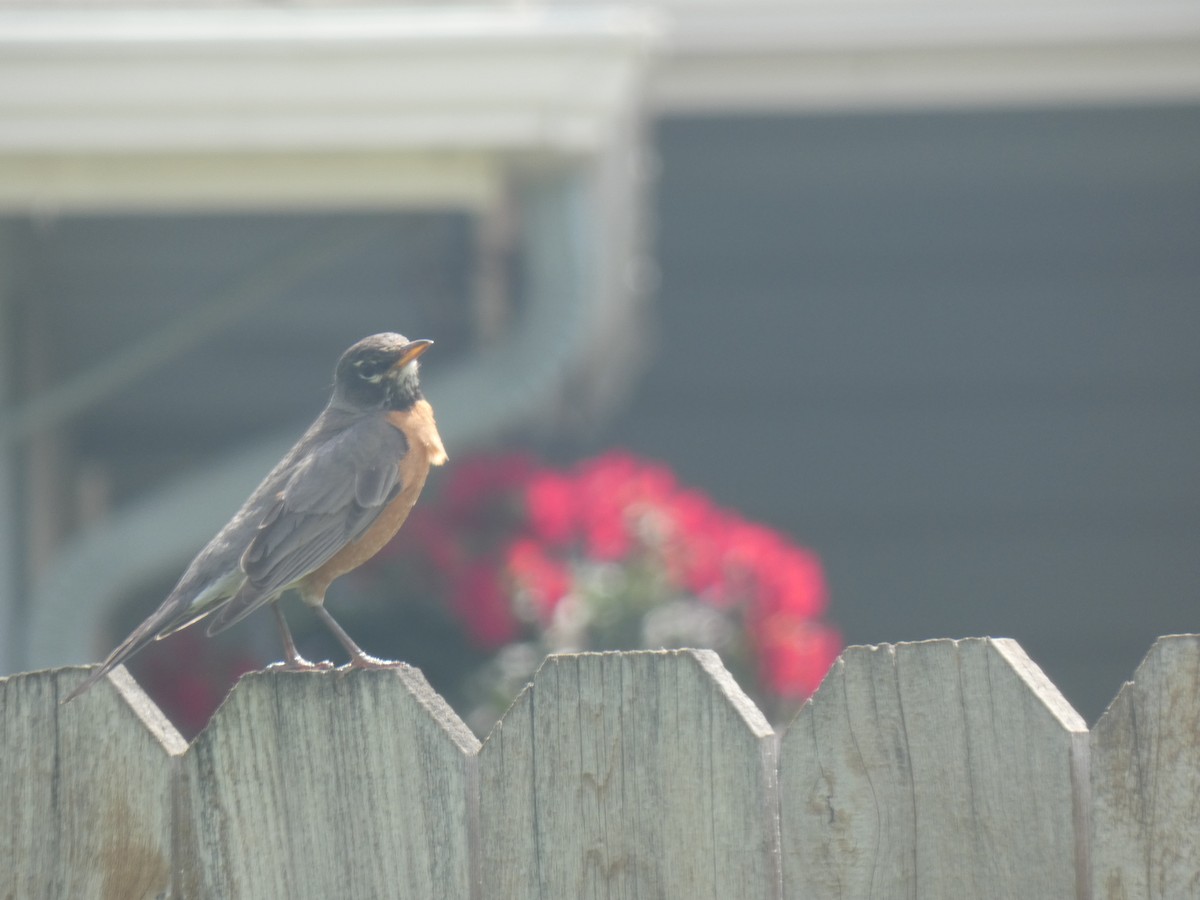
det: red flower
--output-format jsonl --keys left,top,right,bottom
{"left": 624, "top": 457, "right": 677, "bottom": 507}
{"left": 722, "top": 518, "right": 785, "bottom": 574}
{"left": 449, "top": 561, "right": 518, "bottom": 648}
{"left": 504, "top": 537, "right": 571, "bottom": 622}
{"left": 574, "top": 454, "right": 636, "bottom": 560}
{"left": 756, "top": 546, "right": 828, "bottom": 621}
{"left": 757, "top": 617, "right": 842, "bottom": 699}
{"left": 571, "top": 452, "right": 682, "bottom": 561}
{"left": 663, "top": 490, "right": 727, "bottom": 597}
{"left": 524, "top": 470, "right": 577, "bottom": 546}
{"left": 582, "top": 510, "right": 631, "bottom": 561}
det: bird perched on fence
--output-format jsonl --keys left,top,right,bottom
{"left": 64, "top": 332, "right": 447, "bottom": 702}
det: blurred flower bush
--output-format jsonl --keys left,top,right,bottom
{"left": 357, "top": 450, "right": 842, "bottom": 733}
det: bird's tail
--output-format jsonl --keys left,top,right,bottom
{"left": 60, "top": 597, "right": 199, "bottom": 703}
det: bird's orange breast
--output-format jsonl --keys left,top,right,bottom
{"left": 299, "top": 399, "right": 447, "bottom": 602}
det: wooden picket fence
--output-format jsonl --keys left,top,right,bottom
{"left": 3, "top": 636, "right": 1199, "bottom": 899}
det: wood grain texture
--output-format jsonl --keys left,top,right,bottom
{"left": 175, "top": 666, "right": 480, "bottom": 900}
{"left": 12, "top": 638, "right": 1200, "bottom": 897}
{"left": 0, "top": 665, "right": 184, "bottom": 900}
{"left": 778, "top": 638, "right": 1088, "bottom": 900}
{"left": 478, "top": 649, "right": 780, "bottom": 900}
{"left": 1091, "top": 634, "right": 1200, "bottom": 900}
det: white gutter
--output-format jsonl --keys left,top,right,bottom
{"left": 648, "top": 1, "right": 1200, "bottom": 111}
{"left": 0, "top": 7, "right": 657, "bottom": 153}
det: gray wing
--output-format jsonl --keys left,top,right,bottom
{"left": 206, "top": 416, "right": 409, "bottom": 634}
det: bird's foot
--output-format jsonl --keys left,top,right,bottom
{"left": 338, "top": 652, "right": 406, "bottom": 671}
{"left": 266, "top": 655, "right": 335, "bottom": 672}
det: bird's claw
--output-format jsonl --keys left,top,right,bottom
{"left": 337, "top": 653, "right": 406, "bottom": 671}
{"left": 266, "top": 657, "right": 335, "bottom": 672}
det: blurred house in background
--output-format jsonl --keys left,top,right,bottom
{"left": 1, "top": 0, "right": 1198, "bottom": 723}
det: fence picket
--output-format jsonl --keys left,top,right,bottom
{"left": 778, "top": 638, "right": 1089, "bottom": 900}
{"left": 3, "top": 637, "right": 1200, "bottom": 898}
{"left": 175, "top": 666, "right": 479, "bottom": 900}
{"left": 0, "top": 666, "right": 184, "bottom": 900}
{"left": 1091, "top": 634, "right": 1200, "bottom": 900}
{"left": 478, "top": 649, "right": 780, "bottom": 899}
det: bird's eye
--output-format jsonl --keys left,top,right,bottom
{"left": 355, "top": 357, "right": 388, "bottom": 382}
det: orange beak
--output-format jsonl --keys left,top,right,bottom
{"left": 391, "top": 339, "right": 433, "bottom": 370}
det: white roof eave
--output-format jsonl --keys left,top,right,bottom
{"left": 0, "top": 6, "right": 661, "bottom": 156}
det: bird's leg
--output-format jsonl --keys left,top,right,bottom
{"left": 267, "top": 603, "right": 333, "bottom": 671}
{"left": 311, "top": 604, "right": 402, "bottom": 670}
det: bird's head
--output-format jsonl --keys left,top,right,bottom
{"left": 332, "top": 332, "right": 433, "bottom": 411}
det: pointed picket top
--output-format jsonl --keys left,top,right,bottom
{"left": 1091, "top": 634, "right": 1200, "bottom": 900}
{"left": 478, "top": 649, "right": 779, "bottom": 900}
{"left": 0, "top": 665, "right": 184, "bottom": 900}
{"left": 779, "top": 638, "right": 1088, "bottom": 900}
{"left": 175, "top": 665, "right": 480, "bottom": 900}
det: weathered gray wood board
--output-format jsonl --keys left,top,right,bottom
{"left": 0, "top": 666, "right": 184, "bottom": 900}
{"left": 174, "top": 666, "right": 480, "bottom": 900}
{"left": 778, "top": 638, "right": 1089, "bottom": 900}
{"left": 1091, "top": 634, "right": 1200, "bottom": 900}
{"left": 9, "top": 638, "right": 1200, "bottom": 897}
{"left": 478, "top": 649, "right": 779, "bottom": 900}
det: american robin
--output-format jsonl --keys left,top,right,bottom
{"left": 64, "top": 332, "right": 447, "bottom": 702}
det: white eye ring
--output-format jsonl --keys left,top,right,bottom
{"left": 353, "top": 358, "right": 387, "bottom": 382}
